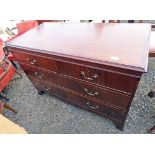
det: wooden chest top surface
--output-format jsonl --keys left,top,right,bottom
{"left": 6, "top": 23, "right": 151, "bottom": 72}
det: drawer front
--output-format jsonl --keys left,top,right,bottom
{"left": 55, "top": 60, "right": 140, "bottom": 93}
{"left": 21, "top": 63, "right": 132, "bottom": 110}
{"left": 29, "top": 77, "right": 126, "bottom": 122}
{"left": 11, "top": 50, "right": 57, "bottom": 72}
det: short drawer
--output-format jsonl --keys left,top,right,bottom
{"left": 11, "top": 50, "right": 57, "bottom": 72}
{"left": 21, "top": 63, "right": 131, "bottom": 110}
{"left": 29, "top": 77, "right": 127, "bottom": 122}
{"left": 55, "top": 60, "right": 140, "bottom": 94}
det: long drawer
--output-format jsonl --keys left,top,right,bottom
{"left": 20, "top": 63, "right": 132, "bottom": 110}
{"left": 29, "top": 76, "right": 127, "bottom": 123}
{"left": 55, "top": 60, "right": 140, "bottom": 94}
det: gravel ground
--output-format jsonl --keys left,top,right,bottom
{"left": 2, "top": 58, "right": 155, "bottom": 134}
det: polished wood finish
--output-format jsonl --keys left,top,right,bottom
{"left": 29, "top": 77, "right": 127, "bottom": 123}
{"left": 10, "top": 50, "right": 57, "bottom": 72}
{"left": 7, "top": 23, "right": 150, "bottom": 72}
{"left": 6, "top": 23, "right": 151, "bottom": 130}
{"left": 20, "top": 63, "right": 132, "bottom": 110}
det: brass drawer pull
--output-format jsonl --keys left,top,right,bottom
{"left": 27, "top": 58, "right": 36, "bottom": 65}
{"left": 80, "top": 71, "right": 98, "bottom": 81}
{"left": 34, "top": 72, "right": 44, "bottom": 79}
{"left": 86, "top": 102, "right": 99, "bottom": 110}
{"left": 84, "top": 88, "right": 98, "bottom": 96}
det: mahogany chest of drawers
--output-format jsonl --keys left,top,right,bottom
{"left": 6, "top": 23, "right": 150, "bottom": 130}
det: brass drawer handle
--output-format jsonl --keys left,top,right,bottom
{"left": 27, "top": 58, "right": 36, "bottom": 65}
{"left": 86, "top": 102, "right": 99, "bottom": 110}
{"left": 84, "top": 88, "right": 98, "bottom": 96}
{"left": 80, "top": 71, "right": 98, "bottom": 81}
{"left": 34, "top": 72, "right": 44, "bottom": 79}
